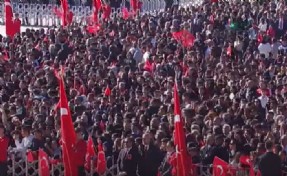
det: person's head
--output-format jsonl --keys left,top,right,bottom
{"left": 215, "top": 135, "right": 224, "bottom": 146}
{"left": 142, "top": 133, "right": 151, "bottom": 146}
{"left": 33, "top": 129, "right": 42, "bottom": 139}
{"left": 123, "top": 137, "right": 133, "bottom": 149}
{"left": 265, "top": 140, "right": 274, "bottom": 151}
{"left": 166, "top": 141, "right": 175, "bottom": 153}
{"left": 21, "top": 126, "right": 31, "bottom": 137}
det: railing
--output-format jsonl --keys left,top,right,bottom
{"left": 0, "top": 0, "right": 203, "bottom": 27}
{"left": 6, "top": 153, "right": 257, "bottom": 176}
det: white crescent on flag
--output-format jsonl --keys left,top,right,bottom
{"left": 174, "top": 115, "right": 180, "bottom": 122}
{"left": 216, "top": 165, "right": 224, "bottom": 176}
{"left": 40, "top": 157, "right": 49, "bottom": 169}
{"left": 60, "top": 108, "right": 68, "bottom": 115}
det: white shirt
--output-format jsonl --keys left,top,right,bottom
{"left": 258, "top": 22, "right": 267, "bottom": 32}
{"left": 143, "top": 51, "right": 150, "bottom": 63}
{"left": 258, "top": 43, "right": 272, "bottom": 58}
{"left": 258, "top": 95, "right": 269, "bottom": 108}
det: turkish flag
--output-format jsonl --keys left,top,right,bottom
{"left": 102, "top": 4, "right": 111, "bottom": 21}
{"left": 144, "top": 60, "right": 153, "bottom": 73}
{"left": 212, "top": 157, "right": 228, "bottom": 176}
{"left": 96, "top": 144, "right": 106, "bottom": 175}
{"left": 27, "top": 151, "right": 36, "bottom": 162}
{"left": 104, "top": 85, "right": 111, "bottom": 96}
{"left": 53, "top": 0, "right": 73, "bottom": 26}
{"left": 172, "top": 30, "right": 195, "bottom": 48}
{"left": 87, "top": 24, "right": 101, "bottom": 34}
{"left": 173, "top": 82, "right": 192, "bottom": 176}
{"left": 122, "top": 7, "right": 130, "bottom": 20}
{"left": 5, "top": 0, "right": 17, "bottom": 38}
{"left": 130, "top": 0, "right": 141, "bottom": 14}
{"left": 55, "top": 68, "right": 77, "bottom": 176}
{"left": 85, "top": 136, "right": 96, "bottom": 171}
{"left": 38, "top": 149, "right": 50, "bottom": 176}
{"left": 239, "top": 155, "right": 251, "bottom": 166}
{"left": 91, "top": 0, "right": 102, "bottom": 23}
{"left": 226, "top": 46, "right": 232, "bottom": 56}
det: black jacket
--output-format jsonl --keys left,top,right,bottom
{"left": 202, "top": 145, "right": 229, "bottom": 165}
{"left": 138, "top": 144, "right": 163, "bottom": 176}
{"left": 117, "top": 146, "right": 140, "bottom": 176}
{"left": 258, "top": 152, "right": 281, "bottom": 176}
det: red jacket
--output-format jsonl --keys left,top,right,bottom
{"left": 73, "top": 139, "right": 87, "bottom": 167}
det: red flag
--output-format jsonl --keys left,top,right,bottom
{"left": 122, "top": 7, "right": 130, "bottom": 20}
{"left": 172, "top": 30, "right": 195, "bottom": 48}
{"left": 87, "top": 24, "right": 101, "bottom": 34}
{"left": 144, "top": 60, "right": 153, "bottom": 72}
{"left": 53, "top": 7, "right": 62, "bottom": 18}
{"left": 239, "top": 155, "right": 251, "bottom": 166}
{"left": 130, "top": 0, "right": 141, "bottom": 14}
{"left": 96, "top": 144, "right": 106, "bottom": 175}
{"left": 212, "top": 157, "right": 228, "bottom": 176}
{"left": 38, "top": 149, "right": 50, "bottom": 176}
{"left": 27, "top": 151, "right": 36, "bottom": 162}
{"left": 55, "top": 69, "right": 77, "bottom": 176}
{"left": 173, "top": 82, "right": 191, "bottom": 176}
{"left": 226, "top": 46, "right": 232, "bottom": 56}
{"left": 181, "top": 30, "right": 195, "bottom": 47}
{"left": 2, "top": 50, "right": 9, "bottom": 61}
{"left": 91, "top": 0, "right": 100, "bottom": 23}
{"left": 257, "top": 33, "right": 263, "bottom": 43}
{"left": 92, "top": 0, "right": 99, "bottom": 20}
{"left": 102, "top": 4, "right": 111, "bottom": 21}
{"left": 14, "top": 18, "right": 21, "bottom": 34}
{"left": 95, "top": 0, "right": 102, "bottom": 9}
{"left": 5, "top": 0, "right": 17, "bottom": 38}
{"left": 104, "top": 85, "right": 111, "bottom": 96}
{"left": 85, "top": 136, "right": 96, "bottom": 171}
{"left": 54, "top": 0, "right": 73, "bottom": 26}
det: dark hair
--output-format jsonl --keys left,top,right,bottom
{"left": 265, "top": 140, "right": 273, "bottom": 150}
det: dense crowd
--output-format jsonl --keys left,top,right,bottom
{"left": 1, "top": 0, "right": 287, "bottom": 176}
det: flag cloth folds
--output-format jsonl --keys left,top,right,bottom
{"left": 56, "top": 68, "right": 77, "bottom": 176}
{"left": 96, "top": 144, "right": 107, "bottom": 175}
{"left": 85, "top": 136, "right": 96, "bottom": 171}
{"left": 53, "top": 0, "right": 73, "bottom": 26}
{"left": 38, "top": 149, "right": 50, "bottom": 176}
{"left": 172, "top": 30, "right": 195, "bottom": 48}
{"left": 104, "top": 85, "right": 111, "bottom": 96}
{"left": 5, "top": 0, "right": 20, "bottom": 38}
{"left": 102, "top": 4, "right": 111, "bottom": 21}
{"left": 173, "top": 82, "right": 192, "bottom": 176}
{"left": 27, "top": 151, "right": 36, "bottom": 162}
{"left": 122, "top": 7, "right": 130, "bottom": 20}
{"left": 212, "top": 156, "right": 228, "bottom": 176}
{"left": 91, "top": 0, "right": 102, "bottom": 23}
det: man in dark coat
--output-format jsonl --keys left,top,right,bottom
{"left": 158, "top": 141, "right": 176, "bottom": 176}
{"left": 117, "top": 137, "right": 140, "bottom": 176}
{"left": 202, "top": 135, "right": 229, "bottom": 165}
{"left": 138, "top": 133, "right": 163, "bottom": 176}
{"left": 258, "top": 140, "right": 281, "bottom": 176}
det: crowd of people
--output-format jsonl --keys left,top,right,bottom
{"left": 1, "top": 0, "right": 287, "bottom": 175}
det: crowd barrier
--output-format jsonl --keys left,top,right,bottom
{"left": 0, "top": 0, "right": 203, "bottom": 27}
{"left": 5, "top": 153, "right": 259, "bottom": 176}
